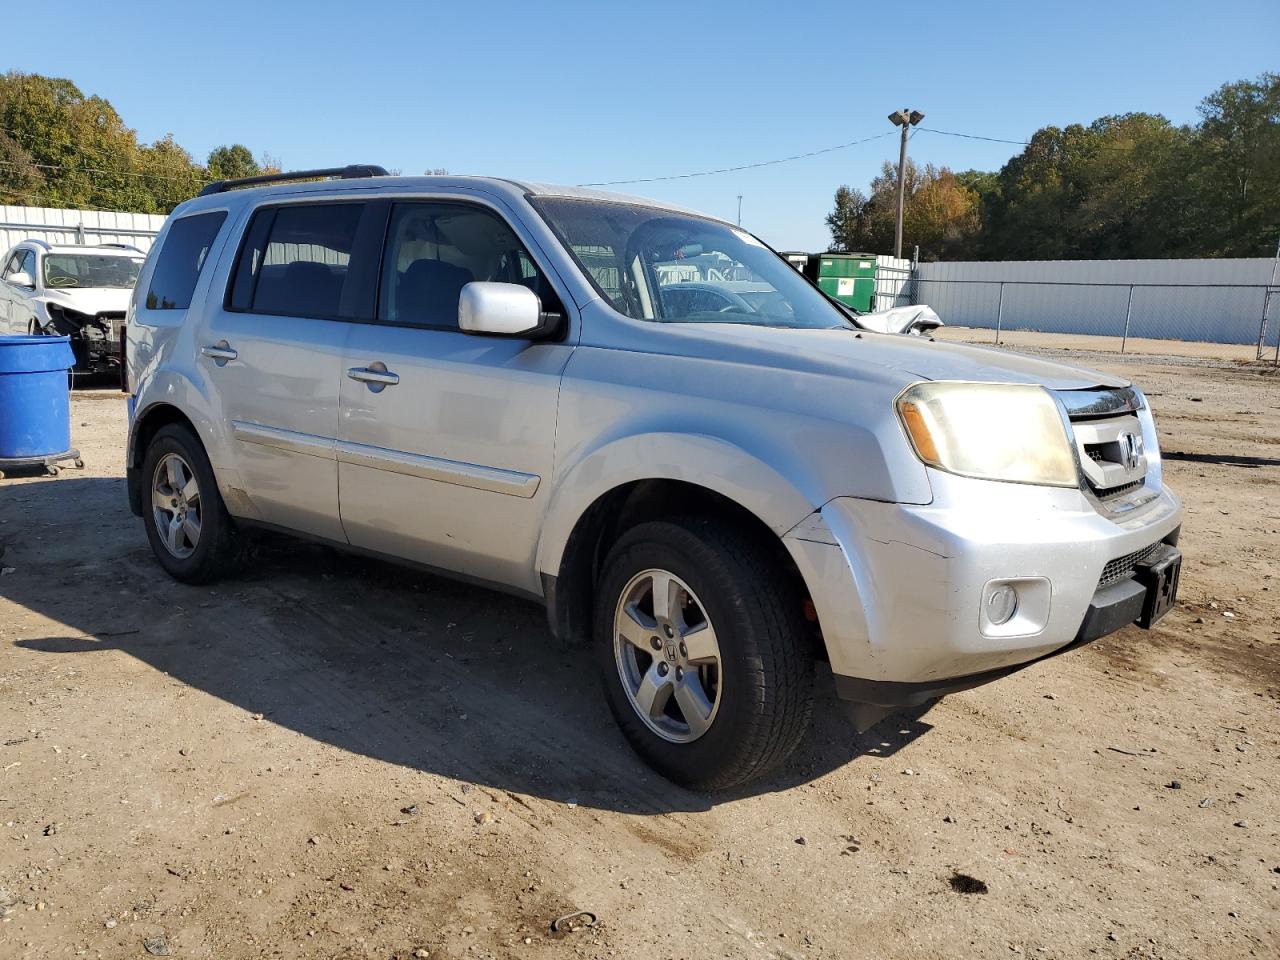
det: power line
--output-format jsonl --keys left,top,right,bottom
{"left": 919, "top": 127, "right": 1028, "bottom": 145}
{"left": 0, "top": 156, "right": 210, "bottom": 184}
{"left": 0, "top": 128, "right": 216, "bottom": 183}
{"left": 918, "top": 127, "right": 1145, "bottom": 155}
{"left": 578, "top": 130, "right": 896, "bottom": 187}
{"left": 0, "top": 187, "right": 65, "bottom": 206}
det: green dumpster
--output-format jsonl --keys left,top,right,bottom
{"left": 808, "top": 252, "right": 877, "bottom": 312}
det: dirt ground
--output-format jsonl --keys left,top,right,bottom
{"left": 1, "top": 349, "right": 1277, "bottom": 960}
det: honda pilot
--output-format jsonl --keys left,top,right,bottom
{"left": 124, "top": 167, "right": 1183, "bottom": 789}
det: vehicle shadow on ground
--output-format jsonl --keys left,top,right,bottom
{"left": 3, "top": 476, "right": 934, "bottom": 814}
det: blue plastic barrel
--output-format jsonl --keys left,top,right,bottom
{"left": 0, "top": 335, "right": 75, "bottom": 460}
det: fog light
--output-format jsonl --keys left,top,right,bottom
{"left": 986, "top": 584, "right": 1018, "bottom": 625}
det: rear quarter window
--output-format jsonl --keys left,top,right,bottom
{"left": 145, "top": 211, "right": 228, "bottom": 310}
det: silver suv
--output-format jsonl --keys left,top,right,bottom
{"left": 124, "top": 167, "right": 1183, "bottom": 789}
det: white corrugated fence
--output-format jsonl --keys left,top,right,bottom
{"left": 1, "top": 205, "right": 167, "bottom": 254}
{"left": 913, "top": 257, "right": 1278, "bottom": 347}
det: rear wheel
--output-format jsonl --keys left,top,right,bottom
{"left": 594, "top": 517, "right": 813, "bottom": 790}
{"left": 141, "top": 424, "right": 244, "bottom": 583}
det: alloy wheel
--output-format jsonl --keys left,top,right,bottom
{"left": 613, "top": 568, "right": 723, "bottom": 743}
{"left": 151, "top": 453, "right": 202, "bottom": 559}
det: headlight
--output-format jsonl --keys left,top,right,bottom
{"left": 896, "top": 381, "right": 1077, "bottom": 487}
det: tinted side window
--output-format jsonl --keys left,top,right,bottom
{"left": 378, "top": 202, "right": 560, "bottom": 329}
{"left": 145, "top": 211, "right": 227, "bottom": 310}
{"left": 229, "top": 203, "right": 362, "bottom": 319}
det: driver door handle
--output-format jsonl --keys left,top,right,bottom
{"left": 347, "top": 366, "right": 400, "bottom": 386}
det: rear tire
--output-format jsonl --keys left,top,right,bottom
{"left": 141, "top": 424, "right": 244, "bottom": 584}
{"left": 594, "top": 517, "right": 813, "bottom": 790}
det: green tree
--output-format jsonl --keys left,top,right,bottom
{"left": 0, "top": 128, "right": 43, "bottom": 203}
{"left": 0, "top": 71, "right": 270, "bottom": 213}
{"left": 824, "top": 185, "right": 871, "bottom": 252}
{"left": 826, "top": 159, "right": 979, "bottom": 260}
{"left": 0, "top": 72, "right": 142, "bottom": 209}
{"left": 827, "top": 73, "right": 1279, "bottom": 261}
{"left": 1190, "top": 73, "right": 1280, "bottom": 256}
{"left": 207, "top": 144, "right": 259, "bottom": 181}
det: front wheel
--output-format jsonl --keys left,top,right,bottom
{"left": 594, "top": 517, "right": 814, "bottom": 790}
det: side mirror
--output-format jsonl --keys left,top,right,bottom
{"left": 458, "top": 281, "right": 558, "bottom": 338}
{"left": 7, "top": 271, "right": 34, "bottom": 288}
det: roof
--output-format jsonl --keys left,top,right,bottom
{"left": 177, "top": 173, "right": 719, "bottom": 223}
{"left": 18, "top": 240, "right": 144, "bottom": 256}
{"left": 505, "top": 179, "right": 712, "bottom": 218}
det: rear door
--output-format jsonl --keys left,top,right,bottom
{"left": 336, "top": 198, "right": 573, "bottom": 593}
{"left": 197, "top": 200, "right": 375, "bottom": 542}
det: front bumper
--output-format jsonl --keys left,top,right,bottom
{"left": 783, "top": 471, "right": 1183, "bottom": 706}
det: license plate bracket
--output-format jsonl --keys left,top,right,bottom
{"left": 1134, "top": 546, "right": 1181, "bottom": 628}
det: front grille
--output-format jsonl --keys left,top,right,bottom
{"left": 1099, "top": 541, "right": 1163, "bottom": 589}
{"left": 1057, "top": 388, "right": 1151, "bottom": 506}
{"left": 1096, "top": 478, "right": 1144, "bottom": 500}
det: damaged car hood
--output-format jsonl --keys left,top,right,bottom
{"left": 43, "top": 286, "right": 132, "bottom": 316}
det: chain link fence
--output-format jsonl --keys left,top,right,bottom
{"left": 902, "top": 277, "right": 1280, "bottom": 364}
{"left": 873, "top": 262, "right": 915, "bottom": 312}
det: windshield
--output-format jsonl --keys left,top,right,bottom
{"left": 531, "top": 197, "right": 848, "bottom": 329}
{"left": 42, "top": 254, "right": 143, "bottom": 289}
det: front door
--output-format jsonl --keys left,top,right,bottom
{"left": 197, "top": 200, "right": 371, "bottom": 542}
{"left": 337, "top": 200, "right": 572, "bottom": 593}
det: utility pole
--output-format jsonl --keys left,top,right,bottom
{"left": 887, "top": 108, "right": 924, "bottom": 259}
{"left": 736, "top": 195, "right": 743, "bottom": 226}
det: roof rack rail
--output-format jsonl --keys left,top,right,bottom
{"left": 98, "top": 242, "right": 144, "bottom": 254}
{"left": 197, "top": 164, "right": 389, "bottom": 197}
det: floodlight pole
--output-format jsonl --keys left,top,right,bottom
{"left": 888, "top": 108, "right": 924, "bottom": 259}
{"left": 737, "top": 195, "right": 743, "bottom": 226}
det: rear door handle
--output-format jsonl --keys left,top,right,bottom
{"left": 200, "top": 341, "right": 238, "bottom": 364}
{"left": 347, "top": 365, "right": 399, "bottom": 387}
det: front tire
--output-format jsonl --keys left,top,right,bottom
{"left": 594, "top": 517, "right": 814, "bottom": 790}
{"left": 141, "top": 424, "right": 244, "bottom": 584}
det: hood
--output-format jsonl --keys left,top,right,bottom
{"left": 42, "top": 286, "right": 132, "bottom": 317}
{"left": 649, "top": 322, "right": 1127, "bottom": 392}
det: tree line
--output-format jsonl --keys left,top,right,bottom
{"left": 0, "top": 72, "right": 272, "bottom": 214}
{"left": 826, "top": 73, "right": 1280, "bottom": 261}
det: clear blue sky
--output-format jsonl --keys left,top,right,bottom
{"left": 6, "top": 0, "right": 1278, "bottom": 250}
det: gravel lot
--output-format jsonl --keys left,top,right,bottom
{"left": 1, "top": 350, "right": 1276, "bottom": 960}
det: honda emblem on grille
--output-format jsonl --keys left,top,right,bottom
{"left": 1119, "top": 431, "right": 1144, "bottom": 471}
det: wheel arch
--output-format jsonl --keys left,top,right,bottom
{"left": 126, "top": 402, "right": 203, "bottom": 516}
{"left": 538, "top": 435, "right": 823, "bottom": 651}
